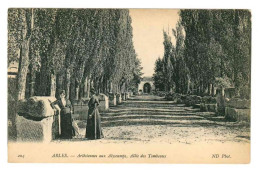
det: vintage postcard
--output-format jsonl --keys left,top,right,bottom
{"left": 8, "top": 8, "right": 251, "bottom": 163}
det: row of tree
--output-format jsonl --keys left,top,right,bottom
{"left": 8, "top": 8, "right": 143, "bottom": 101}
{"left": 153, "top": 9, "right": 251, "bottom": 99}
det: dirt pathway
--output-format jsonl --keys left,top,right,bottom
{"left": 74, "top": 95, "right": 250, "bottom": 145}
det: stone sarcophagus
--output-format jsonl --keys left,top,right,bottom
{"left": 224, "top": 88, "right": 236, "bottom": 99}
{"left": 16, "top": 96, "right": 60, "bottom": 142}
{"left": 225, "top": 98, "right": 250, "bottom": 122}
{"left": 108, "top": 93, "right": 117, "bottom": 106}
{"left": 126, "top": 92, "right": 130, "bottom": 99}
{"left": 72, "top": 98, "right": 89, "bottom": 120}
{"left": 98, "top": 93, "right": 109, "bottom": 111}
{"left": 200, "top": 96, "right": 217, "bottom": 112}
{"left": 121, "top": 93, "right": 126, "bottom": 101}
{"left": 185, "top": 95, "right": 202, "bottom": 107}
{"left": 116, "top": 93, "right": 122, "bottom": 104}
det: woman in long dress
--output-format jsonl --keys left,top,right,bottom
{"left": 51, "top": 90, "right": 74, "bottom": 139}
{"left": 85, "top": 88, "right": 103, "bottom": 140}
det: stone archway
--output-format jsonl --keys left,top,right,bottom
{"left": 137, "top": 77, "right": 155, "bottom": 94}
{"left": 143, "top": 83, "right": 151, "bottom": 93}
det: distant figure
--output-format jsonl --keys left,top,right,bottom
{"left": 51, "top": 90, "right": 74, "bottom": 139}
{"left": 85, "top": 88, "right": 103, "bottom": 140}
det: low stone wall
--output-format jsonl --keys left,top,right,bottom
{"left": 225, "top": 98, "right": 250, "bottom": 121}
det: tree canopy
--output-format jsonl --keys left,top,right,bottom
{"left": 153, "top": 9, "right": 251, "bottom": 99}
{"left": 8, "top": 8, "right": 143, "bottom": 100}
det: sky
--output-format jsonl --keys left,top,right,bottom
{"left": 129, "top": 9, "right": 180, "bottom": 77}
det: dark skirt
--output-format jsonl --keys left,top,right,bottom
{"left": 85, "top": 109, "right": 103, "bottom": 140}
{"left": 60, "top": 110, "right": 74, "bottom": 139}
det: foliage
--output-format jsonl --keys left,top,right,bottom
{"left": 153, "top": 58, "right": 165, "bottom": 91}
{"left": 8, "top": 9, "right": 142, "bottom": 100}
{"left": 154, "top": 9, "right": 251, "bottom": 99}
{"left": 179, "top": 9, "right": 251, "bottom": 97}
{"left": 214, "top": 77, "right": 232, "bottom": 88}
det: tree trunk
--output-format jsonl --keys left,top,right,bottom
{"left": 65, "top": 69, "right": 71, "bottom": 99}
{"left": 17, "top": 9, "right": 35, "bottom": 100}
{"left": 29, "top": 67, "right": 36, "bottom": 97}
{"left": 102, "top": 78, "right": 106, "bottom": 93}
{"left": 107, "top": 80, "right": 110, "bottom": 94}
{"left": 187, "top": 75, "right": 190, "bottom": 94}
{"left": 17, "top": 40, "right": 30, "bottom": 100}
{"left": 217, "top": 86, "right": 225, "bottom": 115}
{"left": 37, "top": 59, "right": 49, "bottom": 96}
{"left": 75, "top": 80, "right": 80, "bottom": 101}
{"left": 55, "top": 73, "right": 63, "bottom": 98}
{"left": 110, "top": 82, "right": 113, "bottom": 93}
{"left": 79, "top": 83, "right": 84, "bottom": 100}
{"left": 208, "top": 84, "right": 212, "bottom": 96}
{"left": 50, "top": 73, "right": 56, "bottom": 97}
{"left": 175, "top": 79, "right": 179, "bottom": 93}
{"left": 87, "top": 78, "right": 91, "bottom": 98}
{"left": 70, "top": 78, "right": 76, "bottom": 101}
{"left": 75, "top": 87, "right": 79, "bottom": 100}
{"left": 83, "top": 77, "right": 88, "bottom": 97}
{"left": 105, "top": 79, "right": 108, "bottom": 94}
{"left": 211, "top": 85, "right": 215, "bottom": 96}
{"left": 164, "top": 83, "right": 167, "bottom": 92}
{"left": 121, "top": 82, "right": 124, "bottom": 93}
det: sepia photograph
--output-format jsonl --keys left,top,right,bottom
{"left": 7, "top": 7, "right": 251, "bottom": 163}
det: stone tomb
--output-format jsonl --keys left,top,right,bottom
{"left": 16, "top": 115, "right": 56, "bottom": 142}
{"left": 225, "top": 98, "right": 250, "bottom": 122}
{"left": 185, "top": 95, "right": 202, "bottom": 107}
{"left": 73, "top": 98, "right": 90, "bottom": 120}
{"left": 16, "top": 96, "right": 59, "bottom": 142}
{"left": 116, "top": 93, "right": 122, "bottom": 104}
{"left": 121, "top": 93, "right": 126, "bottom": 101}
{"left": 126, "top": 92, "right": 130, "bottom": 99}
{"left": 200, "top": 96, "right": 217, "bottom": 112}
{"left": 108, "top": 93, "right": 117, "bottom": 106}
{"left": 124, "top": 92, "right": 129, "bottom": 100}
{"left": 225, "top": 88, "right": 236, "bottom": 99}
{"left": 98, "top": 93, "right": 109, "bottom": 111}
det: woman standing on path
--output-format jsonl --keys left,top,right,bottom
{"left": 85, "top": 88, "right": 103, "bottom": 140}
{"left": 51, "top": 90, "right": 75, "bottom": 139}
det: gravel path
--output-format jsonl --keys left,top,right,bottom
{"left": 73, "top": 95, "right": 250, "bottom": 145}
